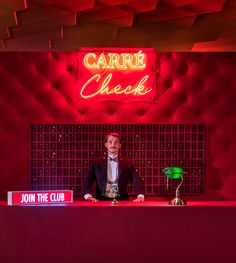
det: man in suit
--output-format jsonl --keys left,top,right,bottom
{"left": 82, "top": 132, "right": 144, "bottom": 202}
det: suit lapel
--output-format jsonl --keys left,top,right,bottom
{"left": 101, "top": 157, "right": 107, "bottom": 180}
{"left": 101, "top": 158, "right": 108, "bottom": 192}
{"left": 118, "top": 158, "right": 124, "bottom": 183}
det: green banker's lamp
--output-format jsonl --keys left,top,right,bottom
{"left": 162, "top": 167, "right": 187, "bottom": 205}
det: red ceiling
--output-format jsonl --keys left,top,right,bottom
{"left": 0, "top": 0, "right": 236, "bottom": 51}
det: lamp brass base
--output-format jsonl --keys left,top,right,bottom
{"left": 111, "top": 199, "right": 118, "bottom": 206}
{"left": 169, "top": 197, "right": 187, "bottom": 206}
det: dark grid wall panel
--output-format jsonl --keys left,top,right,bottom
{"left": 31, "top": 124, "right": 205, "bottom": 197}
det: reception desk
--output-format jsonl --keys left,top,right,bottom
{"left": 1, "top": 201, "right": 236, "bottom": 263}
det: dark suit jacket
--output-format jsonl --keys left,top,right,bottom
{"left": 82, "top": 156, "right": 144, "bottom": 200}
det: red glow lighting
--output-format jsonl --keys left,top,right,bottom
{"left": 78, "top": 48, "right": 157, "bottom": 100}
{"left": 8, "top": 190, "right": 73, "bottom": 205}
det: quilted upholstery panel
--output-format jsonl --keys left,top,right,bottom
{"left": 0, "top": 51, "right": 236, "bottom": 200}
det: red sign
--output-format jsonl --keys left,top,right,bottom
{"left": 78, "top": 48, "right": 157, "bottom": 100}
{"left": 8, "top": 190, "right": 73, "bottom": 205}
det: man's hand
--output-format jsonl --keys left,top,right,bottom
{"left": 87, "top": 197, "right": 98, "bottom": 202}
{"left": 133, "top": 196, "right": 144, "bottom": 203}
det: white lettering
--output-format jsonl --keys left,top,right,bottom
{"left": 20, "top": 194, "right": 36, "bottom": 203}
{"left": 37, "top": 193, "right": 49, "bottom": 202}
{"left": 50, "top": 193, "right": 65, "bottom": 202}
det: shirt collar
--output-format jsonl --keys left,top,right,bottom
{"left": 108, "top": 154, "right": 118, "bottom": 159}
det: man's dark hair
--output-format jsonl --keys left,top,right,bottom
{"left": 105, "top": 132, "right": 121, "bottom": 143}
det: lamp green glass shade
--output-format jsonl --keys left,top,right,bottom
{"left": 162, "top": 167, "right": 184, "bottom": 179}
{"left": 162, "top": 167, "right": 186, "bottom": 205}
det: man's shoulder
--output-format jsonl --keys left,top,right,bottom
{"left": 92, "top": 156, "right": 133, "bottom": 166}
{"left": 119, "top": 157, "right": 133, "bottom": 166}
{"left": 92, "top": 157, "right": 106, "bottom": 164}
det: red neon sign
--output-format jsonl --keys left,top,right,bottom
{"left": 7, "top": 190, "right": 73, "bottom": 205}
{"left": 78, "top": 48, "right": 156, "bottom": 100}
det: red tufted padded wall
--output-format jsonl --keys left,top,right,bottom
{"left": 0, "top": 51, "right": 236, "bottom": 200}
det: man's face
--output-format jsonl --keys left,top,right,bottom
{"left": 105, "top": 135, "right": 121, "bottom": 156}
